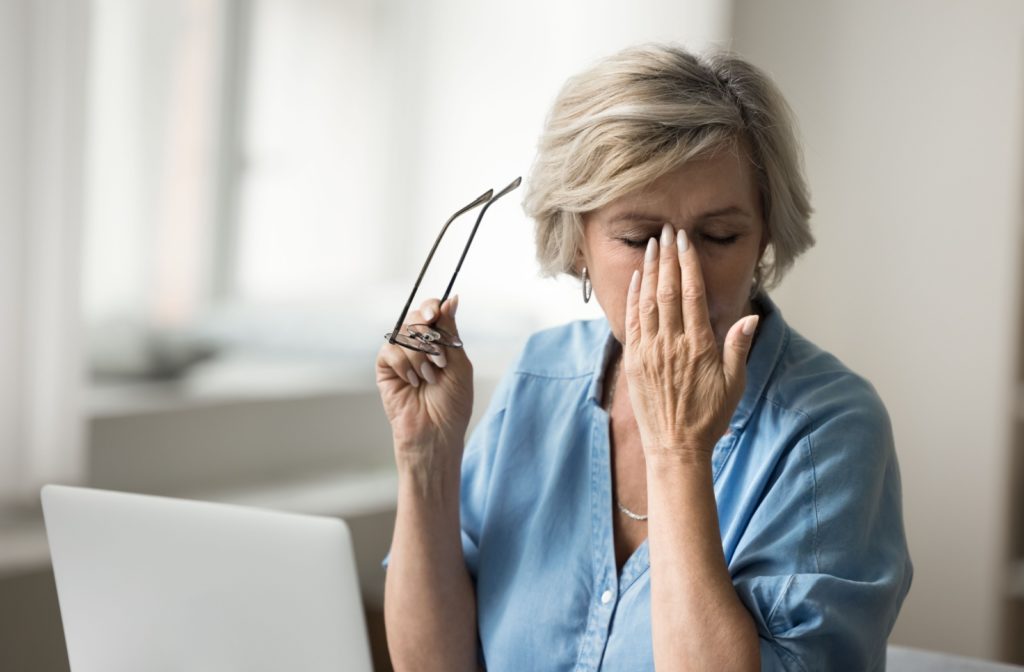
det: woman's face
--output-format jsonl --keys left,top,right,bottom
{"left": 579, "top": 147, "right": 767, "bottom": 350}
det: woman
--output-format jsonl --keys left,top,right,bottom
{"left": 377, "top": 44, "right": 912, "bottom": 671}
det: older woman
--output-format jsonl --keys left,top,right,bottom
{"left": 377, "top": 44, "right": 912, "bottom": 671}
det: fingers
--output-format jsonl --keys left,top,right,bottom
{"left": 638, "top": 237, "right": 660, "bottom": 337}
{"left": 377, "top": 341, "right": 424, "bottom": 388}
{"left": 429, "top": 295, "right": 464, "bottom": 370}
{"left": 625, "top": 269, "right": 642, "bottom": 349}
{"left": 722, "top": 314, "right": 759, "bottom": 396}
{"left": 656, "top": 224, "right": 683, "bottom": 334}
{"left": 677, "top": 229, "right": 714, "bottom": 342}
{"left": 381, "top": 298, "right": 456, "bottom": 386}
{"left": 416, "top": 298, "right": 442, "bottom": 325}
{"left": 410, "top": 297, "right": 456, "bottom": 371}
{"left": 432, "top": 295, "right": 461, "bottom": 342}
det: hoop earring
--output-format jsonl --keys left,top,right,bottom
{"left": 581, "top": 267, "right": 593, "bottom": 303}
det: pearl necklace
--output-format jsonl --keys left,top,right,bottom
{"left": 604, "top": 353, "right": 648, "bottom": 522}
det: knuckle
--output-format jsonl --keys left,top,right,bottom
{"left": 418, "top": 299, "right": 441, "bottom": 321}
{"left": 656, "top": 286, "right": 678, "bottom": 303}
{"left": 639, "top": 299, "right": 659, "bottom": 317}
{"left": 380, "top": 340, "right": 403, "bottom": 359}
{"left": 690, "top": 336, "right": 717, "bottom": 359}
{"left": 682, "top": 283, "right": 705, "bottom": 301}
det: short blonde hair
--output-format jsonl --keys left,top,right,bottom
{"left": 523, "top": 43, "right": 814, "bottom": 293}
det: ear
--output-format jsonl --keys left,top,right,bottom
{"left": 572, "top": 247, "right": 587, "bottom": 277}
{"left": 757, "top": 226, "right": 770, "bottom": 260}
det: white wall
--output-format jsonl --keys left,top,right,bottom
{"left": 732, "top": 0, "right": 1024, "bottom": 659}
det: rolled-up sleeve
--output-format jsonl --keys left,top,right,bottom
{"left": 730, "top": 396, "right": 913, "bottom": 671}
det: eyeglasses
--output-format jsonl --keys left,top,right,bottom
{"left": 385, "top": 177, "right": 522, "bottom": 356}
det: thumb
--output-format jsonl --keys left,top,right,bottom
{"left": 433, "top": 295, "right": 467, "bottom": 367}
{"left": 436, "top": 294, "right": 461, "bottom": 340}
{"left": 722, "top": 314, "right": 758, "bottom": 398}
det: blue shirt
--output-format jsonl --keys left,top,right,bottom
{"left": 384, "top": 293, "right": 912, "bottom": 671}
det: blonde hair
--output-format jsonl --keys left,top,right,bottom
{"left": 523, "top": 43, "right": 814, "bottom": 293}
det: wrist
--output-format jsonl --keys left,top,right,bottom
{"left": 393, "top": 434, "right": 463, "bottom": 464}
{"left": 394, "top": 440, "right": 464, "bottom": 502}
{"left": 645, "top": 446, "right": 713, "bottom": 475}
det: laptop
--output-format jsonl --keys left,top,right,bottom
{"left": 41, "top": 484, "right": 375, "bottom": 672}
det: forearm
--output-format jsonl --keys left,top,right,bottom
{"left": 384, "top": 453, "right": 478, "bottom": 672}
{"left": 646, "top": 454, "right": 759, "bottom": 671}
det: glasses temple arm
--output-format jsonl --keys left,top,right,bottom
{"left": 440, "top": 176, "right": 522, "bottom": 303}
{"left": 388, "top": 189, "right": 494, "bottom": 343}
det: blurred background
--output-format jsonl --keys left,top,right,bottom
{"left": 1, "top": 0, "right": 1022, "bottom": 669}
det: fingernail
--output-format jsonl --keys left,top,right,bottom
{"left": 742, "top": 315, "right": 759, "bottom": 336}
{"left": 451, "top": 295, "right": 460, "bottom": 317}
{"left": 407, "top": 369, "right": 420, "bottom": 387}
{"left": 420, "top": 361, "right": 437, "bottom": 384}
{"left": 422, "top": 307, "right": 436, "bottom": 322}
{"left": 677, "top": 229, "right": 688, "bottom": 254}
{"left": 660, "top": 223, "right": 674, "bottom": 247}
{"left": 645, "top": 238, "right": 657, "bottom": 262}
{"left": 629, "top": 269, "right": 640, "bottom": 293}
{"left": 429, "top": 351, "right": 447, "bottom": 368}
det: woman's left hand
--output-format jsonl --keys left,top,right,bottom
{"left": 623, "top": 224, "right": 760, "bottom": 463}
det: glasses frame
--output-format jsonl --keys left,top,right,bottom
{"left": 385, "top": 176, "right": 522, "bottom": 355}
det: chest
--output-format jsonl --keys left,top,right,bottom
{"left": 608, "top": 408, "right": 648, "bottom": 574}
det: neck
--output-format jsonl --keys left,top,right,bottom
{"left": 602, "top": 344, "right": 623, "bottom": 411}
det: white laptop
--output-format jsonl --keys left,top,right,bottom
{"left": 41, "top": 484, "right": 375, "bottom": 672}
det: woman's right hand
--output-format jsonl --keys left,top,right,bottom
{"left": 375, "top": 296, "right": 474, "bottom": 470}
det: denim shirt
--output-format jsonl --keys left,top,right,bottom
{"left": 384, "top": 293, "right": 912, "bottom": 671}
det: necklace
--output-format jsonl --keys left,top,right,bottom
{"left": 604, "top": 351, "right": 648, "bottom": 522}
{"left": 617, "top": 501, "right": 648, "bottom": 521}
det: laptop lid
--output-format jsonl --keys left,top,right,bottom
{"left": 41, "top": 484, "right": 374, "bottom": 672}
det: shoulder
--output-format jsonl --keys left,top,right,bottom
{"left": 761, "top": 324, "right": 893, "bottom": 466}
{"left": 471, "top": 318, "right": 608, "bottom": 420}
{"left": 770, "top": 327, "right": 889, "bottom": 426}
{"left": 511, "top": 318, "right": 610, "bottom": 379}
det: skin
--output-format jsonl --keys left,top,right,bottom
{"left": 577, "top": 145, "right": 766, "bottom": 351}
{"left": 581, "top": 146, "right": 767, "bottom": 574}
{"left": 583, "top": 147, "right": 766, "bottom": 670}
{"left": 377, "top": 145, "right": 767, "bottom": 671}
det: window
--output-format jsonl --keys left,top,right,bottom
{"left": 82, "top": 0, "right": 721, "bottom": 385}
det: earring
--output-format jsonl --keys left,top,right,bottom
{"left": 581, "top": 267, "right": 593, "bottom": 303}
{"left": 750, "top": 267, "right": 762, "bottom": 299}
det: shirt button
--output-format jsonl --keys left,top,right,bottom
{"left": 600, "top": 590, "right": 613, "bottom": 604}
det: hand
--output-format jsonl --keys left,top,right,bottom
{"left": 623, "top": 225, "right": 759, "bottom": 462}
{"left": 376, "top": 296, "right": 474, "bottom": 469}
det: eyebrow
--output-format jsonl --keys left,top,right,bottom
{"left": 608, "top": 206, "right": 753, "bottom": 225}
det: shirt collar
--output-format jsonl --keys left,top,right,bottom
{"left": 731, "top": 292, "right": 788, "bottom": 433}
{"left": 587, "top": 326, "right": 619, "bottom": 408}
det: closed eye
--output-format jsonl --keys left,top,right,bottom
{"left": 616, "top": 234, "right": 739, "bottom": 248}
{"left": 616, "top": 237, "right": 649, "bottom": 249}
{"left": 703, "top": 234, "right": 739, "bottom": 246}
